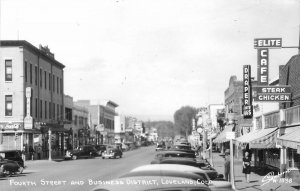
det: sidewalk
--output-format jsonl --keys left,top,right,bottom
{"left": 210, "top": 152, "right": 300, "bottom": 191}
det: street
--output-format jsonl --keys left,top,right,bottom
{"left": 0, "top": 146, "right": 156, "bottom": 191}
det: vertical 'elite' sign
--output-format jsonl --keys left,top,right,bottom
{"left": 257, "top": 49, "right": 269, "bottom": 85}
{"left": 243, "top": 65, "right": 253, "bottom": 119}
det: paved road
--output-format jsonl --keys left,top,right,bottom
{"left": 0, "top": 146, "right": 156, "bottom": 191}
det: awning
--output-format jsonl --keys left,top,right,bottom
{"left": 277, "top": 126, "right": 300, "bottom": 149}
{"left": 235, "top": 127, "right": 278, "bottom": 149}
{"left": 213, "top": 124, "right": 235, "bottom": 143}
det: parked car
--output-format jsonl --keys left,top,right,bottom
{"left": 0, "top": 150, "right": 25, "bottom": 168}
{"left": 158, "top": 157, "right": 218, "bottom": 180}
{"left": 155, "top": 144, "right": 164, "bottom": 151}
{"left": 0, "top": 159, "right": 23, "bottom": 177}
{"left": 131, "top": 164, "right": 233, "bottom": 191}
{"left": 151, "top": 151, "right": 196, "bottom": 164}
{"left": 172, "top": 143, "right": 192, "bottom": 150}
{"left": 102, "top": 147, "right": 123, "bottom": 159}
{"left": 64, "top": 145, "right": 98, "bottom": 160}
{"left": 94, "top": 144, "right": 107, "bottom": 156}
{"left": 91, "top": 176, "right": 211, "bottom": 191}
{"left": 121, "top": 170, "right": 208, "bottom": 183}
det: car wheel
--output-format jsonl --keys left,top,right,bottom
{"left": 72, "top": 155, "right": 78, "bottom": 160}
{"left": 120, "top": 155, "right": 122, "bottom": 158}
{"left": 102, "top": 157, "right": 105, "bottom": 159}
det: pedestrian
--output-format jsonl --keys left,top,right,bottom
{"left": 37, "top": 144, "right": 42, "bottom": 159}
{"left": 224, "top": 149, "right": 230, "bottom": 182}
{"left": 243, "top": 151, "right": 251, "bottom": 183}
{"left": 29, "top": 145, "right": 35, "bottom": 160}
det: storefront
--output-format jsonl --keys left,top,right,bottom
{"left": 236, "top": 127, "right": 279, "bottom": 172}
{"left": 0, "top": 122, "right": 41, "bottom": 160}
{"left": 277, "top": 126, "right": 300, "bottom": 170}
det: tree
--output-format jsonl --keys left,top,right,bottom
{"left": 173, "top": 106, "right": 198, "bottom": 138}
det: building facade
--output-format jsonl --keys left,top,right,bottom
{"left": 0, "top": 40, "right": 65, "bottom": 159}
{"left": 72, "top": 104, "right": 89, "bottom": 148}
{"left": 74, "top": 100, "right": 118, "bottom": 145}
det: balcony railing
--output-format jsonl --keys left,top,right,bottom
{"left": 284, "top": 105, "right": 300, "bottom": 126}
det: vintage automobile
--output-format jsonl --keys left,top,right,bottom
{"left": 0, "top": 150, "right": 25, "bottom": 168}
{"left": 94, "top": 144, "right": 107, "bottom": 156}
{"left": 151, "top": 151, "right": 196, "bottom": 164}
{"left": 0, "top": 159, "right": 23, "bottom": 177}
{"left": 155, "top": 144, "right": 164, "bottom": 151}
{"left": 102, "top": 147, "right": 123, "bottom": 159}
{"left": 131, "top": 164, "right": 233, "bottom": 191}
{"left": 91, "top": 176, "right": 211, "bottom": 191}
{"left": 64, "top": 145, "right": 98, "bottom": 160}
{"left": 158, "top": 157, "right": 219, "bottom": 180}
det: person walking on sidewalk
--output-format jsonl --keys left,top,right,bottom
{"left": 224, "top": 149, "right": 230, "bottom": 181}
{"left": 243, "top": 151, "right": 251, "bottom": 183}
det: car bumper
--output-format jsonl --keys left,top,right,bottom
{"left": 102, "top": 153, "right": 115, "bottom": 158}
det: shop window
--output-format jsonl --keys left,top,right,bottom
{"left": 5, "top": 60, "right": 12, "bottom": 81}
{"left": 5, "top": 95, "right": 13, "bottom": 116}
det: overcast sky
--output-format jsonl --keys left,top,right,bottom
{"left": 1, "top": 0, "right": 299, "bottom": 121}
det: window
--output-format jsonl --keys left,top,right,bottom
{"left": 40, "top": 68, "right": 42, "bottom": 87}
{"left": 25, "top": 61, "right": 28, "bottom": 82}
{"left": 49, "top": 102, "right": 52, "bottom": 120}
{"left": 74, "top": 115, "right": 78, "bottom": 125}
{"left": 49, "top": 73, "right": 51, "bottom": 90}
{"left": 53, "top": 75, "right": 55, "bottom": 92}
{"left": 5, "top": 60, "right": 12, "bottom": 81}
{"left": 57, "top": 77, "right": 59, "bottom": 93}
{"left": 35, "top": 66, "right": 38, "bottom": 86}
{"left": 30, "top": 64, "right": 33, "bottom": 84}
{"left": 40, "top": 100, "right": 42, "bottom": 118}
{"left": 57, "top": 104, "right": 59, "bottom": 120}
{"left": 60, "top": 79, "right": 63, "bottom": 94}
{"left": 35, "top": 98, "right": 38, "bottom": 118}
{"left": 61, "top": 105, "right": 63, "bottom": 120}
{"left": 5, "top": 95, "right": 13, "bottom": 116}
{"left": 44, "top": 71, "right": 47, "bottom": 89}
{"left": 45, "top": 101, "right": 47, "bottom": 119}
{"left": 53, "top": 103, "right": 55, "bottom": 120}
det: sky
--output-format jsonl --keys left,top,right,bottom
{"left": 1, "top": 0, "right": 299, "bottom": 121}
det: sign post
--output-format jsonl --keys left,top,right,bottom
{"left": 226, "top": 132, "right": 236, "bottom": 190}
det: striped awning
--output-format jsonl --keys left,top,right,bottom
{"left": 277, "top": 126, "right": 300, "bottom": 149}
{"left": 235, "top": 127, "right": 278, "bottom": 149}
{"left": 249, "top": 129, "right": 278, "bottom": 149}
{"left": 213, "top": 124, "right": 235, "bottom": 143}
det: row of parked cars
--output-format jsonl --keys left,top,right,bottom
{"left": 91, "top": 141, "right": 234, "bottom": 191}
{"left": 64, "top": 144, "right": 124, "bottom": 160}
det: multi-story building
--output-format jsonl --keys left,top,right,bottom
{"left": 0, "top": 40, "right": 65, "bottom": 159}
{"left": 114, "top": 115, "right": 125, "bottom": 143}
{"left": 74, "top": 100, "right": 118, "bottom": 145}
{"left": 64, "top": 95, "right": 73, "bottom": 150}
{"left": 72, "top": 104, "right": 89, "bottom": 148}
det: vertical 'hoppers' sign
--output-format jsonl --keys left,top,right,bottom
{"left": 257, "top": 49, "right": 269, "bottom": 85}
{"left": 243, "top": 65, "right": 253, "bottom": 119}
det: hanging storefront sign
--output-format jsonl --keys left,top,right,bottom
{"left": 243, "top": 65, "right": 253, "bottom": 119}
{"left": 254, "top": 38, "right": 282, "bottom": 49}
{"left": 257, "top": 49, "right": 269, "bottom": 85}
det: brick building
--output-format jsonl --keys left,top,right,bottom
{"left": 0, "top": 40, "right": 65, "bottom": 159}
